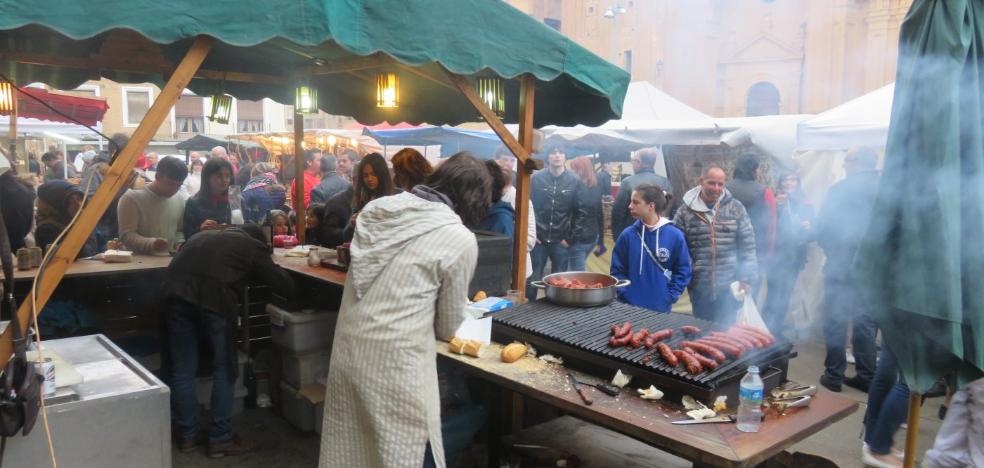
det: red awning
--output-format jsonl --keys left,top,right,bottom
{"left": 16, "top": 88, "right": 109, "bottom": 127}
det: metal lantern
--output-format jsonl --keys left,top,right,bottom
{"left": 477, "top": 77, "right": 505, "bottom": 117}
{"left": 376, "top": 73, "right": 399, "bottom": 108}
{"left": 295, "top": 85, "right": 319, "bottom": 114}
{"left": 0, "top": 81, "right": 14, "bottom": 114}
{"left": 207, "top": 94, "right": 233, "bottom": 124}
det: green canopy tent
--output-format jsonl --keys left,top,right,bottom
{"left": 0, "top": 0, "right": 630, "bottom": 368}
{"left": 856, "top": 0, "right": 984, "bottom": 464}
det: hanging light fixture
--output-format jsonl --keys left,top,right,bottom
{"left": 476, "top": 77, "right": 505, "bottom": 118}
{"left": 295, "top": 85, "right": 319, "bottom": 114}
{"left": 376, "top": 73, "right": 400, "bottom": 108}
{"left": 0, "top": 81, "right": 14, "bottom": 115}
{"left": 207, "top": 94, "right": 233, "bottom": 124}
{"left": 327, "top": 135, "right": 337, "bottom": 147}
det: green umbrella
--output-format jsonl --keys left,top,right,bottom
{"left": 0, "top": 0, "right": 629, "bottom": 127}
{"left": 857, "top": 0, "right": 984, "bottom": 393}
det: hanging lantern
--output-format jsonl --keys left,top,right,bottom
{"left": 376, "top": 73, "right": 399, "bottom": 108}
{"left": 476, "top": 77, "right": 505, "bottom": 118}
{"left": 207, "top": 94, "right": 233, "bottom": 124}
{"left": 295, "top": 85, "right": 319, "bottom": 114}
{"left": 0, "top": 81, "right": 14, "bottom": 115}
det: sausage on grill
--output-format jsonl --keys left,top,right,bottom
{"left": 724, "top": 329, "right": 766, "bottom": 348}
{"left": 680, "top": 325, "right": 702, "bottom": 335}
{"left": 656, "top": 342, "right": 677, "bottom": 367}
{"left": 608, "top": 333, "right": 632, "bottom": 347}
{"left": 680, "top": 341, "right": 727, "bottom": 363}
{"left": 615, "top": 322, "right": 633, "bottom": 339}
{"left": 644, "top": 328, "right": 673, "bottom": 348}
{"left": 711, "top": 331, "right": 757, "bottom": 350}
{"left": 695, "top": 338, "right": 743, "bottom": 358}
{"left": 682, "top": 347, "right": 719, "bottom": 370}
{"left": 629, "top": 329, "right": 650, "bottom": 348}
{"left": 674, "top": 350, "right": 703, "bottom": 374}
{"left": 733, "top": 324, "right": 775, "bottom": 345}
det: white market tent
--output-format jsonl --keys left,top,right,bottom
{"left": 795, "top": 83, "right": 895, "bottom": 151}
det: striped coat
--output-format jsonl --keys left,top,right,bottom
{"left": 319, "top": 192, "right": 477, "bottom": 468}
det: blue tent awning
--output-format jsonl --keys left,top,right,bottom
{"left": 362, "top": 126, "right": 506, "bottom": 158}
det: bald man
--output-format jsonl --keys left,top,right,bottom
{"left": 673, "top": 166, "right": 758, "bottom": 325}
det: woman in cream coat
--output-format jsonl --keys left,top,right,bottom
{"left": 320, "top": 153, "right": 492, "bottom": 468}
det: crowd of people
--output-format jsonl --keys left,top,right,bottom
{"left": 4, "top": 138, "right": 956, "bottom": 467}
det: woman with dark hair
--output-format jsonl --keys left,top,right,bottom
{"left": 568, "top": 156, "right": 604, "bottom": 271}
{"left": 321, "top": 153, "right": 395, "bottom": 247}
{"left": 391, "top": 148, "right": 433, "bottom": 192}
{"left": 183, "top": 157, "right": 233, "bottom": 240}
{"left": 610, "top": 183, "right": 691, "bottom": 313}
{"left": 762, "top": 171, "right": 813, "bottom": 335}
{"left": 477, "top": 160, "right": 514, "bottom": 236}
{"left": 320, "top": 152, "right": 491, "bottom": 467}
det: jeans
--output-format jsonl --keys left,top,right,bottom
{"left": 167, "top": 298, "right": 236, "bottom": 443}
{"left": 821, "top": 277, "right": 877, "bottom": 385}
{"left": 422, "top": 442, "right": 436, "bottom": 468}
{"left": 689, "top": 285, "right": 740, "bottom": 325}
{"left": 863, "top": 348, "right": 909, "bottom": 455}
{"left": 527, "top": 242, "right": 570, "bottom": 301}
{"left": 762, "top": 260, "right": 802, "bottom": 335}
{"left": 567, "top": 241, "right": 595, "bottom": 272}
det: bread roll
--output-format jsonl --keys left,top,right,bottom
{"left": 500, "top": 343, "right": 527, "bottom": 363}
{"left": 462, "top": 340, "right": 482, "bottom": 358}
{"left": 448, "top": 337, "right": 466, "bottom": 354}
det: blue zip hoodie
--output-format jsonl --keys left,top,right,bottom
{"left": 610, "top": 218, "right": 692, "bottom": 312}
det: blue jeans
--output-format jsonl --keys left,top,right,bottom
{"left": 822, "top": 277, "right": 877, "bottom": 385}
{"left": 567, "top": 242, "right": 595, "bottom": 272}
{"left": 527, "top": 242, "right": 570, "bottom": 300}
{"left": 167, "top": 298, "right": 236, "bottom": 443}
{"left": 689, "top": 285, "right": 740, "bottom": 325}
{"left": 863, "top": 348, "right": 909, "bottom": 455}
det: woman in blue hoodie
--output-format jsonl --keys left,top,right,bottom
{"left": 610, "top": 183, "right": 692, "bottom": 312}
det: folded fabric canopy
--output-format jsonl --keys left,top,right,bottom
{"left": 13, "top": 87, "right": 108, "bottom": 127}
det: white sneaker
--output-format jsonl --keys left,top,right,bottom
{"left": 863, "top": 442, "right": 904, "bottom": 460}
{"left": 862, "top": 444, "right": 904, "bottom": 467}
{"left": 847, "top": 349, "right": 856, "bottom": 365}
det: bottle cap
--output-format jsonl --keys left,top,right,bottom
{"left": 747, "top": 365, "right": 759, "bottom": 373}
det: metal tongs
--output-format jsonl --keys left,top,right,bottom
{"left": 768, "top": 382, "right": 816, "bottom": 413}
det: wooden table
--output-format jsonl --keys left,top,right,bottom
{"left": 437, "top": 342, "right": 858, "bottom": 468}
{"left": 271, "top": 249, "right": 347, "bottom": 287}
{"left": 3, "top": 254, "right": 173, "bottom": 282}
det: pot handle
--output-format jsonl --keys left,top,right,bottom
{"left": 530, "top": 281, "right": 547, "bottom": 289}
{"left": 614, "top": 279, "right": 631, "bottom": 288}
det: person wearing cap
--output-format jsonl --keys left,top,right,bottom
{"left": 35, "top": 180, "right": 98, "bottom": 258}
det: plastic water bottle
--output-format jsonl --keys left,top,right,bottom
{"left": 736, "top": 365, "right": 764, "bottom": 433}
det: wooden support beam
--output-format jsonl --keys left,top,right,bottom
{"left": 903, "top": 393, "right": 921, "bottom": 468}
{"left": 395, "top": 63, "right": 457, "bottom": 92}
{"left": 294, "top": 114, "right": 306, "bottom": 242}
{"left": 310, "top": 55, "right": 390, "bottom": 76}
{"left": 446, "top": 69, "right": 537, "bottom": 298}
{"left": 0, "top": 36, "right": 215, "bottom": 369}
{"left": 6, "top": 83, "right": 16, "bottom": 172}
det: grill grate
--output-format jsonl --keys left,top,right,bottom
{"left": 492, "top": 300, "right": 793, "bottom": 388}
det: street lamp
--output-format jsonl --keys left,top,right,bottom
{"left": 603, "top": 4, "right": 627, "bottom": 66}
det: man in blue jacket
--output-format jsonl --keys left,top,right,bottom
{"left": 611, "top": 184, "right": 691, "bottom": 312}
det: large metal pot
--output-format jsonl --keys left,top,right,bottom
{"left": 530, "top": 272, "right": 631, "bottom": 307}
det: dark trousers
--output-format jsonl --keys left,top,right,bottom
{"left": 689, "top": 285, "right": 740, "bottom": 325}
{"left": 422, "top": 442, "right": 436, "bottom": 468}
{"left": 527, "top": 242, "right": 570, "bottom": 301}
{"left": 821, "top": 277, "right": 877, "bottom": 385}
{"left": 762, "top": 261, "right": 802, "bottom": 335}
{"left": 167, "top": 298, "right": 236, "bottom": 443}
{"left": 863, "top": 347, "right": 909, "bottom": 455}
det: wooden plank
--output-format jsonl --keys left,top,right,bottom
{"left": 7, "top": 81, "right": 16, "bottom": 171}
{"left": 394, "top": 63, "right": 457, "bottom": 91}
{"left": 436, "top": 342, "right": 859, "bottom": 468}
{"left": 512, "top": 75, "right": 535, "bottom": 295}
{"left": 0, "top": 35, "right": 215, "bottom": 369}
{"left": 444, "top": 71, "right": 529, "bottom": 165}
{"left": 311, "top": 54, "right": 389, "bottom": 76}
{"left": 1, "top": 255, "right": 172, "bottom": 281}
{"left": 294, "top": 114, "right": 306, "bottom": 242}
{"left": 271, "top": 250, "right": 346, "bottom": 287}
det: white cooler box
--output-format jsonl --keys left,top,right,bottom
{"left": 266, "top": 304, "right": 339, "bottom": 352}
{"left": 281, "top": 346, "right": 332, "bottom": 388}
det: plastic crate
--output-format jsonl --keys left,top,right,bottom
{"left": 280, "top": 346, "right": 332, "bottom": 388}
{"left": 266, "top": 304, "right": 338, "bottom": 352}
{"left": 279, "top": 381, "right": 315, "bottom": 432}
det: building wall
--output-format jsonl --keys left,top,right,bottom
{"left": 508, "top": 0, "right": 913, "bottom": 117}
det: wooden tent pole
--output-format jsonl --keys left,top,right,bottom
{"left": 294, "top": 113, "right": 306, "bottom": 242}
{"left": 445, "top": 70, "right": 538, "bottom": 299}
{"left": 0, "top": 35, "right": 215, "bottom": 368}
{"left": 7, "top": 83, "right": 16, "bottom": 172}
{"left": 903, "top": 393, "right": 922, "bottom": 468}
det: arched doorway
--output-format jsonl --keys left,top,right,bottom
{"left": 746, "top": 82, "right": 780, "bottom": 116}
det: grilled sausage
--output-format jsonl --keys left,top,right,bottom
{"left": 733, "top": 324, "right": 776, "bottom": 345}
{"left": 674, "top": 350, "right": 703, "bottom": 374}
{"left": 609, "top": 332, "right": 633, "bottom": 347}
{"left": 724, "top": 329, "right": 766, "bottom": 348}
{"left": 629, "top": 329, "right": 650, "bottom": 348}
{"left": 710, "top": 331, "right": 757, "bottom": 350}
{"left": 680, "top": 341, "right": 727, "bottom": 363}
{"left": 682, "top": 347, "right": 719, "bottom": 370}
{"left": 644, "top": 328, "right": 673, "bottom": 348}
{"left": 680, "top": 325, "right": 702, "bottom": 335}
{"left": 695, "top": 338, "right": 744, "bottom": 358}
{"left": 656, "top": 342, "right": 677, "bottom": 367}
{"left": 616, "top": 322, "right": 633, "bottom": 339}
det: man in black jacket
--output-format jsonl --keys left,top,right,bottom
{"left": 611, "top": 149, "right": 672, "bottom": 240}
{"left": 164, "top": 225, "right": 295, "bottom": 458}
{"left": 527, "top": 146, "right": 582, "bottom": 300}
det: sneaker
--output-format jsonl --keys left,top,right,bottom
{"left": 862, "top": 444, "right": 903, "bottom": 467}
{"left": 845, "top": 376, "right": 871, "bottom": 393}
{"left": 819, "top": 374, "right": 842, "bottom": 392}
{"left": 863, "top": 443, "right": 904, "bottom": 460}
{"left": 847, "top": 349, "right": 856, "bottom": 365}
{"left": 175, "top": 432, "right": 206, "bottom": 453}
{"left": 207, "top": 435, "right": 259, "bottom": 458}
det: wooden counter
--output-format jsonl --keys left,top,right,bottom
{"left": 271, "top": 249, "right": 346, "bottom": 287}
{"left": 3, "top": 254, "right": 172, "bottom": 281}
{"left": 437, "top": 342, "right": 858, "bottom": 468}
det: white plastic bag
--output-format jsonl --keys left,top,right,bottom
{"left": 730, "top": 281, "right": 768, "bottom": 330}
